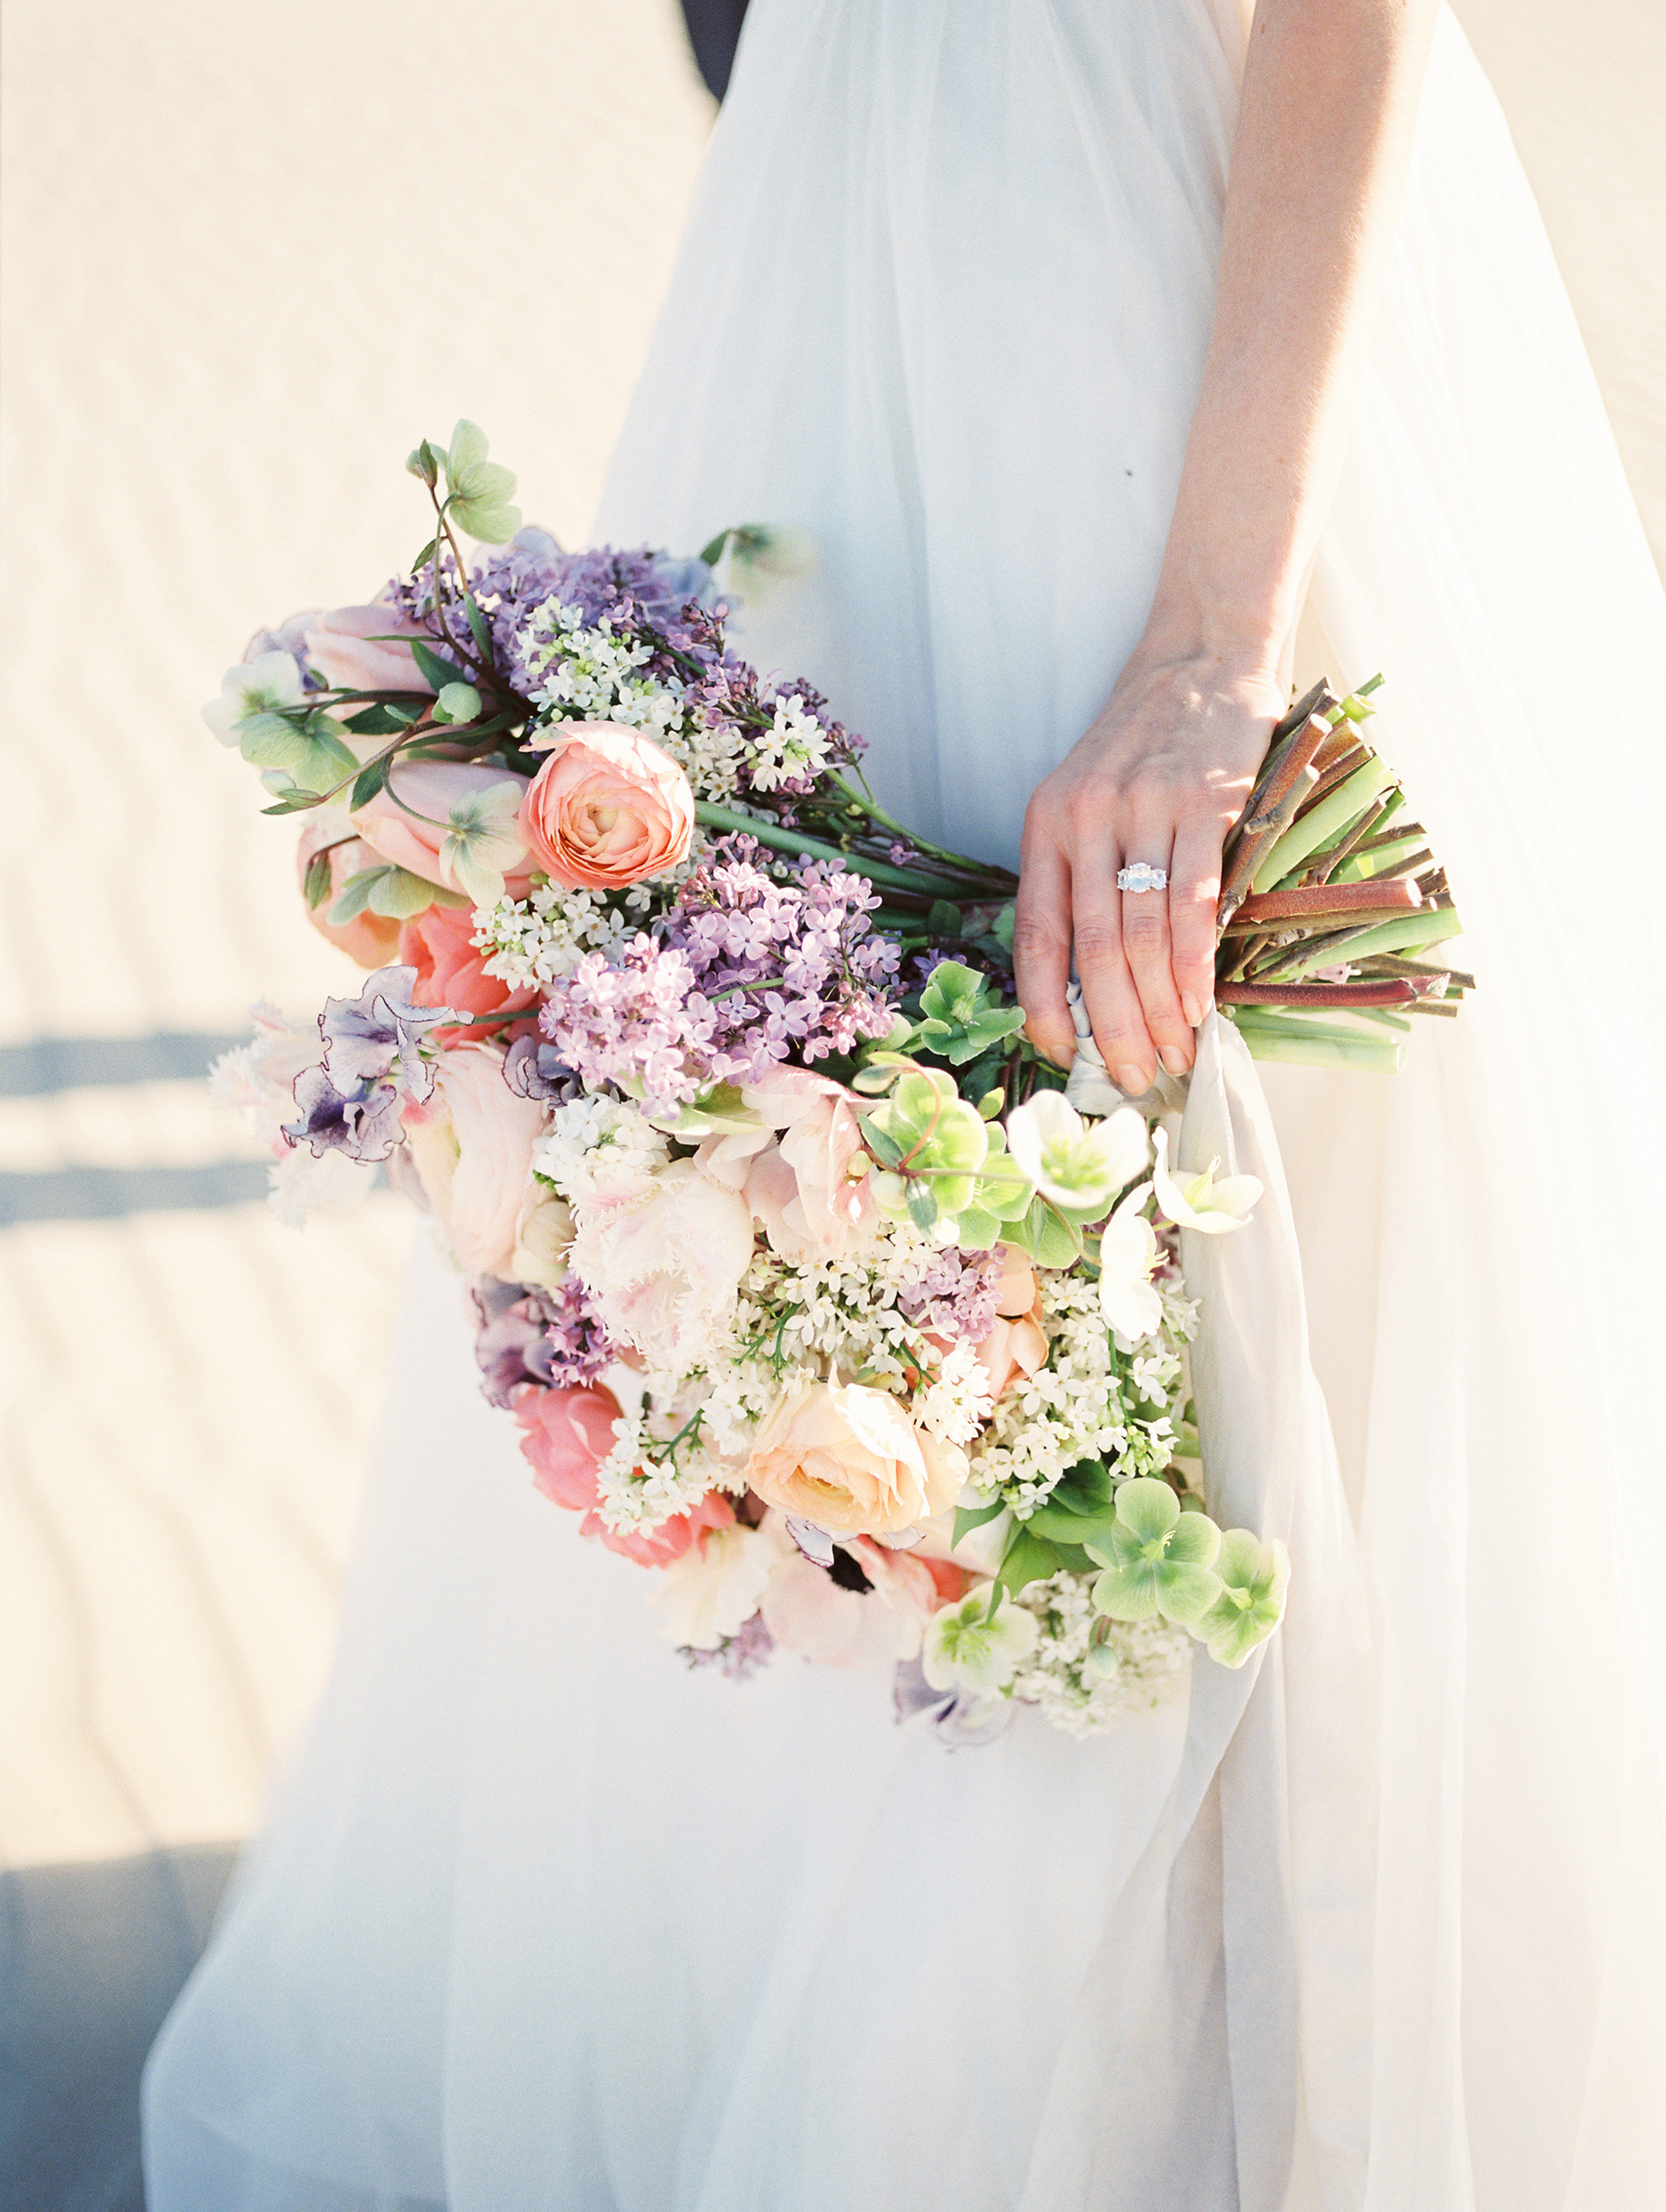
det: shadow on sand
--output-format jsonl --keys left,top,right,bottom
{"left": 1, "top": 1844, "right": 237, "bottom": 2211}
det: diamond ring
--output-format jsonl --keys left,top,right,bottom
{"left": 1116, "top": 862, "right": 1169, "bottom": 894}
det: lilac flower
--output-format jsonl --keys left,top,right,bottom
{"left": 282, "top": 1064, "right": 405, "bottom": 1163}
{"left": 537, "top": 845, "right": 900, "bottom": 1118}
{"left": 540, "top": 1273, "right": 617, "bottom": 1386}
{"left": 896, "top": 1246, "right": 1003, "bottom": 1346}
{"left": 457, "top": 536, "right": 718, "bottom": 700}
{"left": 680, "top": 1610, "right": 776, "bottom": 1681}
{"left": 471, "top": 1273, "right": 617, "bottom": 1407}
{"left": 318, "top": 965, "right": 456, "bottom": 1103}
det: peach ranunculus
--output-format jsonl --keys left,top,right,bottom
{"left": 400, "top": 1044, "right": 546, "bottom": 1278}
{"left": 971, "top": 1243, "right": 1049, "bottom": 1400}
{"left": 518, "top": 721, "right": 694, "bottom": 891}
{"left": 351, "top": 760, "right": 534, "bottom": 904}
{"left": 744, "top": 1382, "right": 967, "bottom": 1537}
{"left": 569, "top": 1161, "right": 756, "bottom": 1371}
{"left": 296, "top": 818, "right": 403, "bottom": 969}
{"left": 398, "top": 899, "right": 538, "bottom": 1045}
{"left": 511, "top": 1382, "right": 734, "bottom": 1567}
{"left": 303, "top": 600, "right": 444, "bottom": 697}
{"left": 696, "top": 1068, "right": 875, "bottom": 1261}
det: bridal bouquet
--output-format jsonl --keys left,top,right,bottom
{"left": 208, "top": 426, "right": 1468, "bottom": 1741}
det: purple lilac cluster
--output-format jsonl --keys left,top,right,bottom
{"left": 895, "top": 1245, "right": 1003, "bottom": 1346}
{"left": 473, "top": 534, "right": 716, "bottom": 700}
{"left": 471, "top": 1274, "right": 617, "bottom": 1408}
{"left": 680, "top": 1611, "right": 776, "bottom": 1681}
{"left": 682, "top": 655, "right": 866, "bottom": 805}
{"left": 538, "top": 846, "right": 900, "bottom": 1118}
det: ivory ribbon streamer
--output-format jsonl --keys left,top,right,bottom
{"left": 1022, "top": 1013, "right": 1378, "bottom": 2212}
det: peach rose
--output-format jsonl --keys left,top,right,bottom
{"left": 696, "top": 1068, "right": 875, "bottom": 1261}
{"left": 303, "top": 601, "right": 442, "bottom": 696}
{"left": 972, "top": 1243, "right": 1049, "bottom": 1400}
{"left": 512, "top": 1382, "right": 734, "bottom": 1567}
{"left": 296, "top": 820, "right": 403, "bottom": 969}
{"left": 400, "top": 1044, "right": 546, "bottom": 1277}
{"left": 352, "top": 760, "right": 534, "bottom": 900}
{"left": 744, "top": 1382, "right": 967, "bottom": 1537}
{"left": 398, "top": 900, "right": 538, "bottom": 1045}
{"left": 518, "top": 721, "right": 694, "bottom": 890}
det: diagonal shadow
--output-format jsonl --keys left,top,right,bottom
{"left": 0, "top": 1845, "right": 238, "bottom": 2212}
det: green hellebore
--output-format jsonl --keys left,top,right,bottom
{"left": 1195, "top": 1529, "right": 1290, "bottom": 1668}
{"left": 1086, "top": 1476, "right": 1223, "bottom": 1628}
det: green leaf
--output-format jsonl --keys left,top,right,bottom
{"left": 465, "top": 600, "right": 494, "bottom": 660}
{"left": 698, "top": 528, "right": 732, "bottom": 568}
{"left": 993, "top": 903, "right": 1016, "bottom": 952}
{"left": 302, "top": 850, "right": 333, "bottom": 910}
{"left": 905, "top": 1180, "right": 940, "bottom": 1231}
{"left": 328, "top": 868, "right": 382, "bottom": 924}
{"left": 1050, "top": 1459, "right": 1117, "bottom": 1516}
{"left": 995, "top": 1524, "right": 1062, "bottom": 1597}
{"left": 858, "top": 1113, "right": 905, "bottom": 1168}
{"left": 927, "top": 900, "right": 964, "bottom": 939}
{"left": 953, "top": 1500, "right": 1007, "bottom": 1548}
{"left": 1022, "top": 1500, "right": 1119, "bottom": 1550}
{"left": 977, "top": 1089, "right": 1004, "bottom": 1119}
{"left": 410, "top": 537, "right": 438, "bottom": 571}
{"left": 345, "top": 703, "right": 410, "bottom": 736}
{"left": 409, "top": 639, "right": 458, "bottom": 693}
{"left": 351, "top": 756, "right": 390, "bottom": 810}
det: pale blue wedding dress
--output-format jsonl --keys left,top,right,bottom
{"left": 144, "top": 3, "right": 1666, "bottom": 2207}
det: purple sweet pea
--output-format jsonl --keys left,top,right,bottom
{"left": 282, "top": 1064, "right": 406, "bottom": 1163}
{"left": 319, "top": 965, "right": 458, "bottom": 1102}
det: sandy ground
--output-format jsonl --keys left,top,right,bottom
{"left": 0, "top": 0, "right": 1659, "bottom": 2196}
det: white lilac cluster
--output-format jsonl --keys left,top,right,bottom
{"left": 472, "top": 881, "right": 636, "bottom": 990}
{"left": 1008, "top": 1573, "right": 1192, "bottom": 1738}
{"left": 525, "top": 601, "right": 683, "bottom": 742}
{"left": 745, "top": 690, "right": 835, "bottom": 794}
{"left": 531, "top": 1094, "right": 671, "bottom": 1205}
{"left": 524, "top": 598, "right": 748, "bottom": 805}
{"left": 967, "top": 1270, "right": 1192, "bottom": 1517}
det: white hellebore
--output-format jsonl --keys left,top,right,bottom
{"left": 1097, "top": 1184, "right": 1164, "bottom": 1341}
{"left": 922, "top": 1586, "right": 1040, "bottom": 1696}
{"left": 202, "top": 650, "right": 305, "bottom": 745}
{"left": 1005, "top": 1091, "right": 1149, "bottom": 1214}
{"left": 437, "top": 780, "right": 528, "bottom": 908}
{"left": 1152, "top": 1126, "right": 1263, "bottom": 1235}
{"left": 652, "top": 1523, "right": 780, "bottom": 1651}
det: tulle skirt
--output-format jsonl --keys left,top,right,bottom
{"left": 144, "top": 2, "right": 1666, "bottom": 2206}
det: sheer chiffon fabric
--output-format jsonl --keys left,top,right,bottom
{"left": 145, "top": 2, "right": 1666, "bottom": 2206}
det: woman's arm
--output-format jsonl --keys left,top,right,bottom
{"left": 1013, "top": 0, "right": 1441, "bottom": 1089}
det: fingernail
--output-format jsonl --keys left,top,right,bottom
{"left": 1159, "top": 1046, "right": 1190, "bottom": 1077}
{"left": 1115, "top": 1064, "right": 1149, "bottom": 1095}
{"left": 1180, "top": 994, "right": 1203, "bottom": 1029}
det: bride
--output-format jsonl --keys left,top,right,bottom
{"left": 143, "top": 1, "right": 1666, "bottom": 2205}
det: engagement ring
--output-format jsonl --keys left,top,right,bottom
{"left": 1116, "top": 862, "right": 1169, "bottom": 894}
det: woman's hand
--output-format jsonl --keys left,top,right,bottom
{"left": 1013, "top": 645, "right": 1284, "bottom": 1090}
